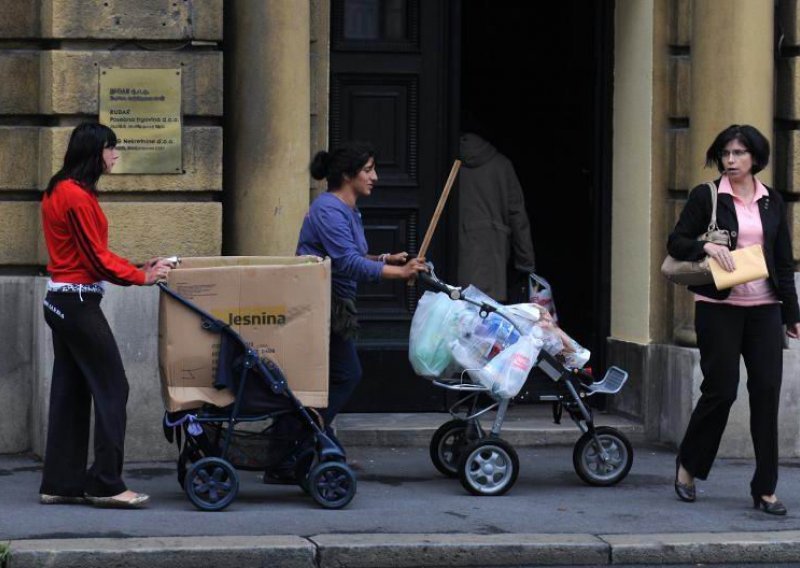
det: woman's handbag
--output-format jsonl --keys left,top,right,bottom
{"left": 661, "top": 182, "right": 731, "bottom": 286}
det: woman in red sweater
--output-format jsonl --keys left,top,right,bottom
{"left": 39, "top": 123, "right": 173, "bottom": 508}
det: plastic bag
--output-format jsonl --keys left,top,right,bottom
{"left": 450, "top": 309, "right": 496, "bottom": 371}
{"left": 529, "top": 273, "right": 558, "bottom": 324}
{"left": 471, "top": 333, "right": 541, "bottom": 398}
{"left": 534, "top": 312, "right": 590, "bottom": 369}
{"left": 409, "top": 291, "right": 459, "bottom": 376}
{"left": 558, "top": 335, "right": 591, "bottom": 369}
{"left": 450, "top": 308, "right": 521, "bottom": 370}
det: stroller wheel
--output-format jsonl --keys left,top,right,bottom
{"left": 572, "top": 426, "right": 633, "bottom": 486}
{"left": 458, "top": 438, "right": 519, "bottom": 496}
{"left": 308, "top": 461, "right": 356, "bottom": 509}
{"left": 184, "top": 457, "right": 240, "bottom": 511}
{"left": 430, "top": 420, "right": 483, "bottom": 478}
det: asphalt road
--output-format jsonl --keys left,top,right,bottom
{"left": 2, "top": 444, "right": 799, "bottom": 541}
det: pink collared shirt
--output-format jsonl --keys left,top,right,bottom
{"left": 696, "top": 176, "right": 778, "bottom": 306}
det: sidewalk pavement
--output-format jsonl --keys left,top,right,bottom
{"left": 3, "top": 410, "right": 800, "bottom": 567}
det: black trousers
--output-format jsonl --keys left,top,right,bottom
{"left": 679, "top": 302, "right": 783, "bottom": 497}
{"left": 322, "top": 331, "right": 362, "bottom": 425}
{"left": 39, "top": 292, "right": 129, "bottom": 498}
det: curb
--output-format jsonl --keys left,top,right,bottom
{"left": 603, "top": 530, "right": 800, "bottom": 565}
{"left": 6, "top": 530, "right": 800, "bottom": 567}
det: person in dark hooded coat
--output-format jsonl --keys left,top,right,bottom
{"left": 457, "top": 132, "right": 536, "bottom": 301}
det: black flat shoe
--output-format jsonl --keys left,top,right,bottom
{"left": 753, "top": 495, "right": 787, "bottom": 516}
{"left": 674, "top": 456, "right": 696, "bottom": 502}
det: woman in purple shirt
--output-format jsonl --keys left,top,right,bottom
{"left": 299, "top": 141, "right": 427, "bottom": 421}
{"left": 266, "top": 142, "right": 426, "bottom": 482}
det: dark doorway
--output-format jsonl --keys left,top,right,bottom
{"left": 459, "top": 0, "right": 613, "bottom": 373}
{"left": 332, "top": 0, "right": 613, "bottom": 412}
{"left": 330, "top": 0, "right": 456, "bottom": 412}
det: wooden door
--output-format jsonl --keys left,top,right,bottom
{"left": 330, "top": 0, "right": 455, "bottom": 411}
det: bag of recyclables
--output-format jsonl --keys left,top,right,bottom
{"left": 408, "top": 291, "right": 460, "bottom": 377}
{"left": 409, "top": 285, "right": 591, "bottom": 398}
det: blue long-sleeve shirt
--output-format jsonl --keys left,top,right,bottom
{"left": 296, "top": 192, "right": 383, "bottom": 300}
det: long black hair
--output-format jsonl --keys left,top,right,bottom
{"left": 705, "top": 124, "right": 770, "bottom": 175}
{"left": 45, "top": 122, "right": 117, "bottom": 195}
{"left": 309, "top": 141, "right": 375, "bottom": 190}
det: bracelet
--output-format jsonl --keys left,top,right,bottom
{"left": 378, "top": 253, "right": 389, "bottom": 262}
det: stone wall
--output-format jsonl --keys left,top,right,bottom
{"left": 666, "top": 0, "right": 800, "bottom": 345}
{"left": 0, "top": 0, "right": 223, "bottom": 455}
{"left": 0, "top": 0, "right": 224, "bottom": 270}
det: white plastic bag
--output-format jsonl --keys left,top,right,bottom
{"left": 471, "top": 333, "right": 541, "bottom": 398}
{"left": 529, "top": 273, "right": 558, "bottom": 324}
{"left": 409, "top": 291, "right": 459, "bottom": 377}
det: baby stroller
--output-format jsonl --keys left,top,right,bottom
{"left": 158, "top": 282, "right": 356, "bottom": 511}
{"left": 414, "top": 267, "right": 633, "bottom": 496}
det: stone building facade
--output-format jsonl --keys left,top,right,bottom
{"left": 1, "top": 0, "right": 800, "bottom": 460}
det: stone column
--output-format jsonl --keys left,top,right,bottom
{"left": 225, "top": 0, "right": 311, "bottom": 255}
{"left": 688, "top": 0, "right": 774, "bottom": 186}
{"left": 673, "top": 0, "right": 774, "bottom": 343}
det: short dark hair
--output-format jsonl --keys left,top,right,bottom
{"left": 705, "top": 124, "right": 770, "bottom": 175}
{"left": 309, "top": 141, "right": 375, "bottom": 190}
{"left": 46, "top": 122, "right": 117, "bottom": 195}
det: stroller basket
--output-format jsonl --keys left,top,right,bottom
{"left": 201, "top": 423, "right": 271, "bottom": 471}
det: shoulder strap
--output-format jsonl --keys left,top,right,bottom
{"left": 706, "top": 181, "right": 719, "bottom": 230}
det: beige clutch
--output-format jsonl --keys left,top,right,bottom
{"left": 709, "top": 244, "right": 769, "bottom": 290}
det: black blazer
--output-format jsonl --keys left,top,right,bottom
{"left": 667, "top": 178, "right": 800, "bottom": 324}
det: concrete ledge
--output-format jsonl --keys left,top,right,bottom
{"left": 8, "top": 536, "right": 315, "bottom": 568}
{"left": 7, "top": 531, "right": 800, "bottom": 567}
{"left": 335, "top": 408, "right": 644, "bottom": 448}
{"left": 0, "top": 279, "right": 34, "bottom": 453}
{"left": 602, "top": 530, "right": 800, "bottom": 565}
{"left": 311, "top": 533, "right": 609, "bottom": 568}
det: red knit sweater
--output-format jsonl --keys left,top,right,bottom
{"left": 41, "top": 179, "right": 146, "bottom": 286}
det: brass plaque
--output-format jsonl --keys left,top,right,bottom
{"left": 98, "top": 68, "right": 182, "bottom": 174}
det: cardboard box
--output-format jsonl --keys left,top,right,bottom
{"left": 158, "top": 256, "right": 331, "bottom": 412}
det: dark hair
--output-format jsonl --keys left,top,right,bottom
{"left": 45, "top": 122, "right": 117, "bottom": 195}
{"left": 309, "top": 141, "right": 375, "bottom": 190}
{"left": 705, "top": 124, "right": 770, "bottom": 175}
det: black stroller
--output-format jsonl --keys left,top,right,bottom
{"left": 158, "top": 282, "right": 356, "bottom": 511}
{"left": 416, "top": 267, "right": 634, "bottom": 496}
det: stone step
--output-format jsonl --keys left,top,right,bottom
{"left": 335, "top": 405, "right": 644, "bottom": 447}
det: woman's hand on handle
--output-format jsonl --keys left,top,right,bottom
{"left": 703, "top": 242, "right": 736, "bottom": 272}
{"left": 787, "top": 323, "right": 800, "bottom": 339}
{"left": 143, "top": 258, "right": 173, "bottom": 285}
{"left": 385, "top": 251, "right": 410, "bottom": 265}
{"left": 381, "top": 256, "right": 429, "bottom": 281}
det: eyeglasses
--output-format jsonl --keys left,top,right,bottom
{"left": 720, "top": 149, "right": 749, "bottom": 159}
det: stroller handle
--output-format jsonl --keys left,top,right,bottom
{"left": 418, "top": 264, "right": 462, "bottom": 300}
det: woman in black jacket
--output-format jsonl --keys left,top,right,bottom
{"left": 668, "top": 124, "right": 800, "bottom": 515}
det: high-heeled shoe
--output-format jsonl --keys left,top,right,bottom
{"left": 674, "top": 456, "right": 696, "bottom": 502}
{"left": 752, "top": 495, "right": 787, "bottom": 516}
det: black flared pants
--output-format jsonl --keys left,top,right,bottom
{"left": 679, "top": 301, "right": 783, "bottom": 497}
{"left": 39, "top": 292, "right": 129, "bottom": 498}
